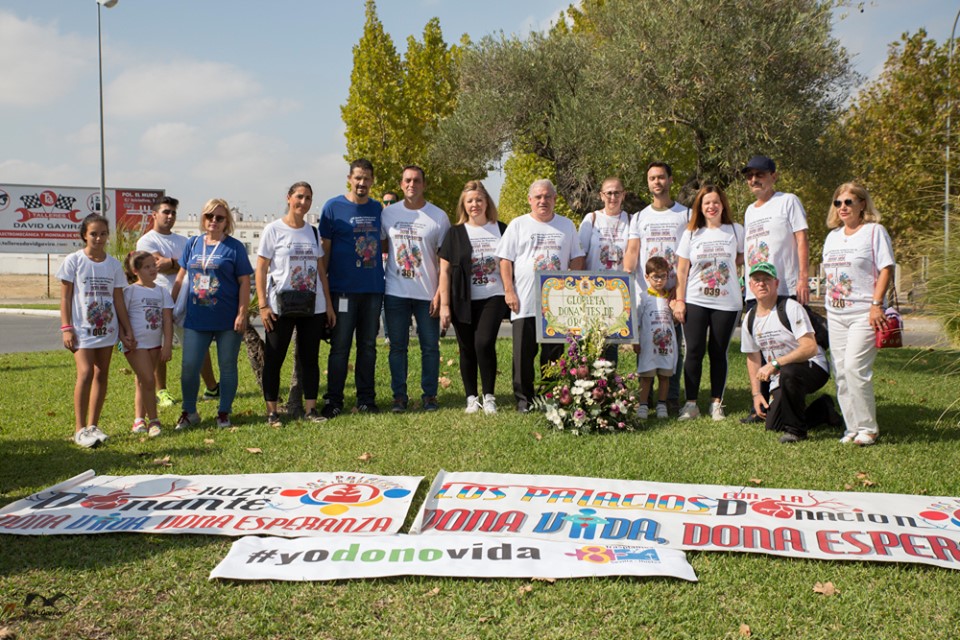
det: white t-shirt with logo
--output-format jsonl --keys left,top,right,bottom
{"left": 743, "top": 192, "right": 808, "bottom": 300}
{"left": 821, "top": 222, "right": 895, "bottom": 318}
{"left": 676, "top": 223, "right": 744, "bottom": 312}
{"left": 56, "top": 251, "right": 127, "bottom": 349}
{"left": 741, "top": 298, "right": 829, "bottom": 390}
{"left": 382, "top": 201, "right": 450, "bottom": 301}
{"left": 136, "top": 230, "right": 188, "bottom": 292}
{"left": 628, "top": 202, "right": 690, "bottom": 289}
{"left": 257, "top": 219, "right": 327, "bottom": 315}
{"left": 496, "top": 213, "right": 585, "bottom": 320}
{"left": 465, "top": 222, "right": 505, "bottom": 300}
{"left": 636, "top": 290, "right": 678, "bottom": 374}
{"left": 123, "top": 283, "right": 174, "bottom": 349}
{"left": 578, "top": 210, "right": 631, "bottom": 271}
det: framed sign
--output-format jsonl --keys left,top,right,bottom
{"left": 537, "top": 270, "right": 637, "bottom": 343}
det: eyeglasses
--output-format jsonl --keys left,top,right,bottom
{"left": 647, "top": 273, "right": 668, "bottom": 280}
{"left": 833, "top": 199, "right": 857, "bottom": 208}
{"left": 601, "top": 190, "right": 624, "bottom": 198}
{"left": 203, "top": 213, "right": 226, "bottom": 223}
{"left": 383, "top": 199, "right": 396, "bottom": 205}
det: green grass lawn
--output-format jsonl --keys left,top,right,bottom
{"left": 1, "top": 339, "right": 959, "bottom": 639}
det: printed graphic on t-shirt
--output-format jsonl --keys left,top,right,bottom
{"left": 600, "top": 243, "right": 623, "bottom": 270}
{"left": 535, "top": 254, "right": 562, "bottom": 271}
{"left": 699, "top": 261, "right": 732, "bottom": 297}
{"left": 652, "top": 326, "right": 673, "bottom": 355}
{"left": 647, "top": 245, "right": 677, "bottom": 276}
{"left": 826, "top": 272, "right": 853, "bottom": 309}
{"left": 192, "top": 272, "right": 220, "bottom": 306}
{"left": 291, "top": 265, "right": 318, "bottom": 292}
{"left": 354, "top": 235, "right": 378, "bottom": 269}
{"left": 747, "top": 239, "right": 770, "bottom": 267}
{"left": 85, "top": 300, "right": 115, "bottom": 337}
{"left": 144, "top": 304, "right": 161, "bottom": 331}
{"left": 471, "top": 255, "right": 498, "bottom": 286}
{"left": 395, "top": 242, "right": 424, "bottom": 279}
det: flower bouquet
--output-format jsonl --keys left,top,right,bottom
{"left": 533, "top": 321, "right": 641, "bottom": 434}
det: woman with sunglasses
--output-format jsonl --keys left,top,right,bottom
{"left": 821, "top": 182, "right": 895, "bottom": 446}
{"left": 172, "top": 199, "right": 253, "bottom": 430}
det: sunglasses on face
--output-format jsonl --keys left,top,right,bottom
{"left": 204, "top": 213, "right": 226, "bottom": 222}
{"left": 833, "top": 199, "right": 857, "bottom": 208}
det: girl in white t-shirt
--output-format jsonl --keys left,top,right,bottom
{"left": 822, "top": 182, "right": 895, "bottom": 446}
{"left": 673, "top": 185, "right": 744, "bottom": 422}
{"left": 57, "top": 214, "right": 134, "bottom": 448}
{"left": 123, "top": 251, "right": 174, "bottom": 438}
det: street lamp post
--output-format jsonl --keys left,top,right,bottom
{"left": 946, "top": 7, "right": 960, "bottom": 259}
{"left": 97, "top": 0, "right": 118, "bottom": 218}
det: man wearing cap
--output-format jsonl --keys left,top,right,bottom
{"left": 740, "top": 155, "right": 810, "bottom": 424}
{"left": 741, "top": 262, "right": 838, "bottom": 443}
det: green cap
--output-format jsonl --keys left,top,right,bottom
{"left": 749, "top": 261, "right": 778, "bottom": 279}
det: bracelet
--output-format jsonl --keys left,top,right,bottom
{"left": 259, "top": 305, "right": 269, "bottom": 310}
{"left": 752, "top": 392, "right": 762, "bottom": 397}
{"left": 60, "top": 325, "right": 74, "bottom": 332}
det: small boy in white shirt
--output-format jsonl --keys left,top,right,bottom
{"left": 633, "top": 256, "right": 678, "bottom": 419}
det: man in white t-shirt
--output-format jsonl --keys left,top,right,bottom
{"left": 381, "top": 165, "right": 451, "bottom": 413}
{"left": 497, "top": 179, "right": 585, "bottom": 412}
{"left": 740, "top": 155, "right": 810, "bottom": 424}
{"left": 741, "top": 262, "right": 839, "bottom": 444}
{"left": 623, "top": 162, "right": 690, "bottom": 413}
{"left": 136, "top": 196, "right": 218, "bottom": 407}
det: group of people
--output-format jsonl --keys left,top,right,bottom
{"left": 58, "top": 154, "right": 896, "bottom": 449}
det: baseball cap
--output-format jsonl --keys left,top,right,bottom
{"left": 749, "top": 262, "right": 778, "bottom": 279}
{"left": 741, "top": 155, "right": 776, "bottom": 174}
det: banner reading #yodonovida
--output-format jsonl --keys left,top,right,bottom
{"left": 537, "top": 271, "right": 637, "bottom": 344}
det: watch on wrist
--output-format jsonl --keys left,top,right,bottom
{"left": 771, "top": 359, "right": 781, "bottom": 370}
{"left": 871, "top": 300, "right": 882, "bottom": 306}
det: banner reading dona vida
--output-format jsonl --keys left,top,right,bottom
{"left": 210, "top": 534, "right": 697, "bottom": 582}
{"left": 408, "top": 471, "right": 960, "bottom": 571}
{"left": 537, "top": 270, "right": 636, "bottom": 343}
{"left": 0, "top": 470, "right": 421, "bottom": 537}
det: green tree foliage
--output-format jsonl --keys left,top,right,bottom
{"left": 431, "top": 0, "right": 856, "bottom": 215}
{"left": 841, "top": 29, "right": 960, "bottom": 261}
{"left": 342, "top": 1, "right": 473, "bottom": 215}
{"left": 498, "top": 152, "right": 574, "bottom": 224}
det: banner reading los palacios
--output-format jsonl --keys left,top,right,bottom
{"left": 409, "top": 471, "right": 960, "bottom": 571}
{"left": 0, "top": 183, "right": 163, "bottom": 253}
{"left": 209, "top": 534, "right": 697, "bottom": 582}
{"left": 0, "top": 471, "right": 421, "bottom": 537}
{"left": 537, "top": 270, "right": 636, "bottom": 344}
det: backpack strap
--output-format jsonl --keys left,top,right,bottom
{"left": 746, "top": 305, "right": 757, "bottom": 338}
{"left": 775, "top": 296, "right": 791, "bottom": 331}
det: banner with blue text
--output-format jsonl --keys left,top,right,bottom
{"left": 0, "top": 470, "right": 421, "bottom": 537}
{"left": 408, "top": 471, "right": 960, "bottom": 570}
{"left": 210, "top": 534, "right": 697, "bottom": 582}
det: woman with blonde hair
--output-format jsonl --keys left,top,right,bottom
{"left": 821, "top": 182, "right": 895, "bottom": 446}
{"left": 172, "top": 199, "right": 253, "bottom": 429}
{"left": 438, "top": 180, "right": 508, "bottom": 414}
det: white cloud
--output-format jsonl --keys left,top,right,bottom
{"left": 216, "top": 97, "right": 301, "bottom": 130}
{"left": 0, "top": 11, "right": 90, "bottom": 107}
{"left": 105, "top": 60, "right": 260, "bottom": 119}
{"left": 0, "top": 159, "right": 84, "bottom": 186}
{"left": 140, "top": 123, "right": 200, "bottom": 159}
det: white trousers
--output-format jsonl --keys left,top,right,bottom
{"left": 827, "top": 311, "right": 879, "bottom": 436}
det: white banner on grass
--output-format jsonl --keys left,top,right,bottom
{"left": 210, "top": 534, "right": 697, "bottom": 582}
{"left": 0, "top": 470, "right": 421, "bottom": 537}
{"left": 408, "top": 470, "right": 960, "bottom": 571}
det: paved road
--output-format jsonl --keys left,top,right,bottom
{"left": 0, "top": 308, "right": 952, "bottom": 354}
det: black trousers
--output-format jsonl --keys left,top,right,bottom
{"left": 451, "top": 296, "right": 507, "bottom": 397}
{"left": 682, "top": 303, "right": 740, "bottom": 401}
{"left": 512, "top": 316, "right": 563, "bottom": 406}
{"left": 766, "top": 362, "right": 830, "bottom": 437}
{"left": 263, "top": 314, "right": 323, "bottom": 402}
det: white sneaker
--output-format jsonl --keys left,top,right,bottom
{"left": 854, "top": 432, "right": 878, "bottom": 446}
{"left": 131, "top": 418, "right": 148, "bottom": 434}
{"left": 482, "top": 394, "right": 497, "bottom": 415}
{"left": 678, "top": 402, "right": 700, "bottom": 421}
{"left": 148, "top": 419, "right": 162, "bottom": 438}
{"left": 73, "top": 427, "right": 100, "bottom": 449}
{"left": 839, "top": 432, "right": 856, "bottom": 444}
{"left": 465, "top": 395, "right": 482, "bottom": 414}
{"left": 637, "top": 404, "right": 649, "bottom": 420}
{"left": 655, "top": 403, "right": 669, "bottom": 419}
{"left": 88, "top": 425, "right": 109, "bottom": 443}
{"left": 175, "top": 411, "right": 201, "bottom": 431}
{"left": 709, "top": 401, "right": 725, "bottom": 422}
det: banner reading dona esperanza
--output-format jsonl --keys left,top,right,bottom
{"left": 0, "top": 471, "right": 421, "bottom": 537}
{"left": 210, "top": 534, "right": 697, "bottom": 582}
{"left": 408, "top": 471, "right": 960, "bottom": 571}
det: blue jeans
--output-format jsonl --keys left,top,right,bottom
{"left": 324, "top": 292, "right": 382, "bottom": 407}
{"left": 181, "top": 327, "right": 242, "bottom": 414}
{"left": 384, "top": 295, "right": 440, "bottom": 401}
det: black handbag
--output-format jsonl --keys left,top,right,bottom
{"left": 276, "top": 289, "right": 316, "bottom": 318}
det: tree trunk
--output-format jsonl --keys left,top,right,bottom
{"left": 243, "top": 325, "right": 264, "bottom": 390}
{"left": 284, "top": 330, "right": 305, "bottom": 418}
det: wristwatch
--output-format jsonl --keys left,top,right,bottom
{"left": 771, "top": 359, "right": 781, "bottom": 370}
{"left": 871, "top": 300, "right": 882, "bottom": 306}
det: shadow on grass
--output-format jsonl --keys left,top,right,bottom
{"left": 875, "top": 348, "right": 960, "bottom": 376}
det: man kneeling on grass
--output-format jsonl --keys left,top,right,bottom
{"left": 741, "top": 262, "right": 839, "bottom": 443}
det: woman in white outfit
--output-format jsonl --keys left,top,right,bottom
{"left": 821, "top": 182, "right": 895, "bottom": 446}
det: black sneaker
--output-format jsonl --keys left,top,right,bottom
{"left": 517, "top": 401, "right": 530, "bottom": 414}
{"left": 779, "top": 433, "right": 805, "bottom": 444}
{"left": 320, "top": 404, "right": 342, "bottom": 420}
{"left": 740, "top": 411, "right": 762, "bottom": 424}
{"left": 203, "top": 383, "right": 220, "bottom": 400}
{"left": 266, "top": 412, "right": 282, "bottom": 427}
{"left": 421, "top": 396, "right": 439, "bottom": 412}
{"left": 391, "top": 397, "right": 407, "bottom": 413}
{"left": 304, "top": 409, "right": 326, "bottom": 423}
{"left": 357, "top": 403, "right": 380, "bottom": 414}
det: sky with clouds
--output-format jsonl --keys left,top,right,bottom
{"left": 1, "top": 0, "right": 957, "bottom": 220}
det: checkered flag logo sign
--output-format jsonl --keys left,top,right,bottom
{"left": 55, "top": 195, "right": 76, "bottom": 210}
{"left": 20, "top": 194, "right": 42, "bottom": 209}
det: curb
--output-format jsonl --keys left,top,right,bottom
{"left": 0, "top": 308, "right": 59, "bottom": 317}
